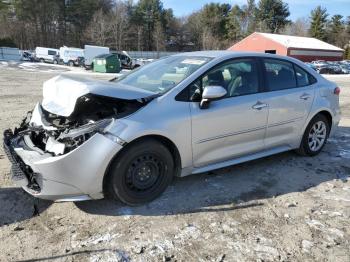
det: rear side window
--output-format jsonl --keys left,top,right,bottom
{"left": 294, "top": 65, "right": 309, "bottom": 87}
{"left": 294, "top": 65, "right": 317, "bottom": 87}
{"left": 308, "top": 72, "right": 317, "bottom": 85}
{"left": 264, "top": 59, "right": 297, "bottom": 91}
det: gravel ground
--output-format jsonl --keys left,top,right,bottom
{"left": 0, "top": 63, "right": 349, "bottom": 262}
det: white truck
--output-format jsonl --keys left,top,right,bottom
{"left": 84, "top": 45, "right": 109, "bottom": 69}
{"left": 59, "top": 46, "right": 84, "bottom": 66}
{"left": 35, "top": 47, "right": 59, "bottom": 64}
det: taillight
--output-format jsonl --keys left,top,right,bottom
{"left": 334, "top": 87, "right": 341, "bottom": 95}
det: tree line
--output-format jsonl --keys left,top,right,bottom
{"left": 0, "top": 0, "right": 349, "bottom": 56}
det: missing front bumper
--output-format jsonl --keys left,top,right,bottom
{"left": 3, "top": 128, "right": 123, "bottom": 201}
{"left": 3, "top": 129, "right": 41, "bottom": 193}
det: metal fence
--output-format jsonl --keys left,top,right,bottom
{"left": 127, "top": 51, "right": 181, "bottom": 60}
{"left": 0, "top": 47, "right": 21, "bottom": 61}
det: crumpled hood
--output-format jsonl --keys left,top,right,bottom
{"left": 42, "top": 75, "right": 156, "bottom": 117}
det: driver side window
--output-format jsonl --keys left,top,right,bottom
{"left": 189, "top": 58, "right": 259, "bottom": 101}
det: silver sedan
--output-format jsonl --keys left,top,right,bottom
{"left": 3, "top": 51, "right": 341, "bottom": 205}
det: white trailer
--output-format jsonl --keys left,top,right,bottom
{"left": 84, "top": 45, "right": 109, "bottom": 68}
{"left": 59, "top": 46, "right": 84, "bottom": 66}
{"left": 35, "top": 47, "right": 59, "bottom": 64}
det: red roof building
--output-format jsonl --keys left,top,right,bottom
{"left": 228, "top": 32, "right": 344, "bottom": 62}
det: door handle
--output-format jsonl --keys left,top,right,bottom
{"left": 252, "top": 101, "right": 268, "bottom": 110}
{"left": 300, "top": 93, "right": 311, "bottom": 100}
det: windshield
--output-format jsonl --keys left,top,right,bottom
{"left": 115, "top": 56, "right": 212, "bottom": 94}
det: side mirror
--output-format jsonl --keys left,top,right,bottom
{"left": 200, "top": 86, "right": 227, "bottom": 109}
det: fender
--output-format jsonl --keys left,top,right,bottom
{"left": 301, "top": 108, "right": 334, "bottom": 139}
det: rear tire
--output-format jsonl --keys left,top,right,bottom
{"left": 296, "top": 114, "right": 330, "bottom": 156}
{"left": 106, "top": 139, "right": 174, "bottom": 206}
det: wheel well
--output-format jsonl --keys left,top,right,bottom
{"left": 102, "top": 135, "right": 182, "bottom": 196}
{"left": 132, "top": 135, "right": 182, "bottom": 175}
{"left": 317, "top": 110, "right": 333, "bottom": 132}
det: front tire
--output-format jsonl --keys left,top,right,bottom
{"left": 296, "top": 114, "right": 330, "bottom": 156}
{"left": 106, "top": 139, "right": 174, "bottom": 206}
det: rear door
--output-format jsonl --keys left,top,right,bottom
{"left": 260, "top": 58, "right": 316, "bottom": 149}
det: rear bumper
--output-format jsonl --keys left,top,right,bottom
{"left": 3, "top": 129, "right": 122, "bottom": 201}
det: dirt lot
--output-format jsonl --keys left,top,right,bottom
{"left": 0, "top": 63, "right": 349, "bottom": 262}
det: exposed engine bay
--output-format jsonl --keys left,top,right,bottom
{"left": 13, "top": 94, "right": 149, "bottom": 156}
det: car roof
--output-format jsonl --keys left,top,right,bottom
{"left": 173, "top": 50, "right": 301, "bottom": 62}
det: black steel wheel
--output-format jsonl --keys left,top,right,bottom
{"left": 106, "top": 139, "right": 174, "bottom": 206}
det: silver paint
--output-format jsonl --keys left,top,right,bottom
{"left": 9, "top": 51, "right": 341, "bottom": 201}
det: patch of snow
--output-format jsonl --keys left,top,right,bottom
{"left": 324, "top": 196, "right": 350, "bottom": 202}
{"left": 71, "top": 233, "right": 120, "bottom": 248}
{"left": 306, "top": 219, "right": 325, "bottom": 230}
{"left": 327, "top": 228, "right": 344, "bottom": 238}
{"left": 174, "top": 224, "right": 201, "bottom": 244}
{"left": 254, "top": 244, "right": 279, "bottom": 258}
{"left": 90, "top": 250, "right": 129, "bottom": 262}
{"left": 318, "top": 210, "right": 343, "bottom": 217}
{"left": 149, "top": 239, "right": 175, "bottom": 256}
{"left": 301, "top": 240, "right": 313, "bottom": 253}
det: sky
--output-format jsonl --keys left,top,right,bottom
{"left": 161, "top": 0, "right": 350, "bottom": 21}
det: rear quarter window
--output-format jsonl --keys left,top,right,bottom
{"left": 294, "top": 64, "right": 317, "bottom": 87}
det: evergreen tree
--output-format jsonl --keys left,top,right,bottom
{"left": 345, "top": 46, "right": 350, "bottom": 59}
{"left": 200, "top": 3, "right": 231, "bottom": 38}
{"left": 257, "top": 0, "right": 290, "bottom": 33}
{"left": 226, "top": 5, "right": 243, "bottom": 42}
{"left": 328, "top": 15, "right": 345, "bottom": 47}
{"left": 309, "top": 6, "right": 328, "bottom": 40}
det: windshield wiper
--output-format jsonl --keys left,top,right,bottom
{"left": 109, "top": 77, "right": 118, "bottom": 82}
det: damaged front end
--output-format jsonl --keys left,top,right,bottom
{"left": 3, "top": 78, "right": 155, "bottom": 200}
{"left": 21, "top": 93, "right": 144, "bottom": 156}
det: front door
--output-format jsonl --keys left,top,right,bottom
{"left": 190, "top": 58, "right": 268, "bottom": 167}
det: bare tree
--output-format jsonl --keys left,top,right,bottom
{"left": 137, "top": 26, "right": 143, "bottom": 51}
{"left": 110, "top": 1, "right": 128, "bottom": 50}
{"left": 283, "top": 17, "right": 309, "bottom": 37}
{"left": 85, "top": 9, "right": 110, "bottom": 46}
{"left": 201, "top": 27, "right": 221, "bottom": 50}
{"left": 153, "top": 21, "right": 165, "bottom": 51}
